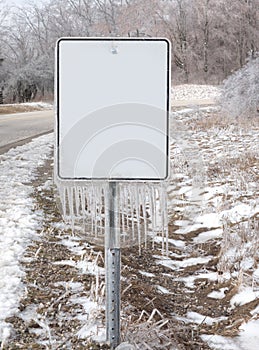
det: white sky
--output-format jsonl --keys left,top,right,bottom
{"left": 9, "top": 0, "right": 46, "bottom": 6}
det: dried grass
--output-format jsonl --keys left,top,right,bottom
{"left": 217, "top": 218, "right": 259, "bottom": 289}
{"left": 0, "top": 104, "right": 46, "bottom": 114}
{"left": 121, "top": 309, "right": 182, "bottom": 350}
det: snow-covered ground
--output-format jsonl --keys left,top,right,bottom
{"left": 1, "top": 102, "right": 53, "bottom": 110}
{"left": 0, "top": 85, "right": 258, "bottom": 349}
{"left": 20, "top": 102, "right": 53, "bottom": 109}
{"left": 0, "top": 133, "right": 107, "bottom": 347}
{"left": 167, "top": 104, "right": 259, "bottom": 349}
{"left": 0, "top": 134, "right": 53, "bottom": 343}
{"left": 172, "top": 84, "right": 221, "bottom": 101}
{"left": 202, "top": 320, "right": 259, "bottom": 350}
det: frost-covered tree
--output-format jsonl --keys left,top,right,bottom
{"left": 160, "top": 0, "right": 258, "bottom": 83}
{"left": 118, "top": 0, "right": 163, "bottom": 37}
{"left": 0, "top": 0, "right": 11, "bottom": 102}
{"left": 1, "top": 0, "right": 258, "bottom": 101}
{"left": 2, "top": 1, "right": 56, "bottom": 102}
{"left": 220, "top": 56, "right": 259, "bottom": 118}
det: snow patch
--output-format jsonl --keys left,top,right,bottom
{"left": 230, "top": 287, "right": 259, "bottom": 308}
{"left": 172, "top": 84, "right": 221, "bottom": 100}
{"left": 157, "top": 256, "right": 213, "bottom": 270}
{"left": 176, "top": 272, "right": 218, "bottom": 288}
{"left": 157, "top": 285, "right": 170, "bottom": 294}
{"left": 186, "top": 311, "right": 227, "bottom": 326}
{"left": 153, "top": 235, "right": 185, "bottom": 248}
{"left": 202, "top": 319, "right": 259, "bottom": 350}
{"left": 139, "top": 270, "right": 155, "bottom": 278}
{"left": 193, "top": 228, "right": 223, "bottom": 244}
{"left": 208, "top": 288, "right": 228, "bottom": 300}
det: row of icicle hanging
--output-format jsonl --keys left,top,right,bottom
{"left": 57, "top": 182, "right": 168, "bottom": 255}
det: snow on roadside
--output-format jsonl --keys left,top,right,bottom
{"left": 0, "top": 136, "right": 106, "bottom": 346}
{"left": 20, "top": 102, "right": 53, "bottom": 109}
{"left": 0, "top": 133, "right": 53, "bottom": 342}
{"left": 2, "top": 102, "right": 53, "bottom": 110}
{"left": 172, "top": 84, "right": 221, "bottom": 101}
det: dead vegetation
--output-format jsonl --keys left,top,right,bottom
{"left": 0, "top": 104, "right": 53, "bottom": 115}
{"left": 2, "top": 105, "right": 259, "bottom": 349}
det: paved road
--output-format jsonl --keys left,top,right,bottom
{"left": 0, "top": 100, "right": 215, "bottom": 154}
{"left": 0, "top": 110, "right": 54, "bottom": 154}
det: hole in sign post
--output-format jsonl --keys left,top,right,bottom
{"left": 55, "top": 37, "right": 171, "bottom": 349}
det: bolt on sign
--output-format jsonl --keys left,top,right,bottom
{"left": 56, "top": 38, "right": 170, "bottom": 181}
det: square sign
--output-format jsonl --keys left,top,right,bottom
{"left": 56, "top": 38, "right": 170, "bottom": 181}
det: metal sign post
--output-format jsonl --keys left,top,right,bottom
{"left": 105, "top": 182, "right": 121, "bottom": 348}
{"left": 56, "top": 37, "right": 171, "bottom": 349}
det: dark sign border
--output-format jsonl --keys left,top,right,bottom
{"left": 56, "top": 37, "right": 171, "bottom": 182}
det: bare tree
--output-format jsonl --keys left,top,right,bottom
{"left": 67, "top": 0, "right": 97, "bottom": 36}
{"left": 93, "top": 0, "right": 120, "bottom": 34}
{"left": 159, "top": 0, "right": 194, "bottom": 82}
{"left": 117, "top": 0, "right": 163, "bottom": 37}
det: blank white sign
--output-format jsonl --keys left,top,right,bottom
{"left": 56, "top": 38, "right": 170, "bottom": 181}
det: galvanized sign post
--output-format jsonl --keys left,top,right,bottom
{"left": 56, "top": 37, "right": 170, "bottom": 349}
{"left": 105, "top": 182, "right": 121, "bottom": 348}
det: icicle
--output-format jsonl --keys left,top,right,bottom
{"left": 100, "top": 188, "right": 105, "bottom": 236}
{"left": 104, "top": 184, "right": 109, "bottom": 229}
{"left": 163, "top": 187, "right": 169, "bottom": 256}
{"left": 141, "top": 187, "right": 148, "bottom": 249}
{"left": 129, "top": 189, "right": 135, "bottom": 241}
{"left": 60, "top": 185, "right": 67, "bottom": 217}
{"left": 152, "top": 186, "right": 157, "bottom": 249}
{"left": 80, "top": 187, "right": 84, "bottom": 216}
{"left": 80, "top": 187, "right": 86, "bottom": 233}
{"left": 125, "top": 185, "right": 131, "bottom": 244}
{"left": 90, "top": 186, "right": 95, "bottom": 235}
{"left": 94, "top": 188, "right": 98, "bottom": 238}
{"left": 67, "top": 186, "right": 75, "bottom": 234}
{"left": 97, "top": 186, "right": 103, "bottom": 237}
{"left": 146, "top": 186, "right": 153, "bottom": 247}
{"left": 135, "top": 185, "right": 141, "bottom": 255}
{"left": 75, "top": 186, "right": 80, "bottom": 216}
{"left": 55, "top": 180, "right": 169, "bottom": 255}
{"left": 120, "top": 187, "right": 125, "bottom": 241}
{"left": 96, "top": 185, "right": 102, "bottom": 238}
{"left": 159, "top": 185, "right": 165, "bottom": 254}
{"left": 125, "top": 186, "right": 130, "bottom": 229}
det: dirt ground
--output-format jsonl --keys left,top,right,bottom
{"left": 2, "top": 106, "right": 259, "bottom": 349}
{"left": 1, "top": 156, "right": 209, "bottom": 349}
{"left": 2, "top": 150, "right": 257, "bottom": 350}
